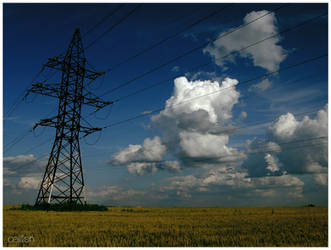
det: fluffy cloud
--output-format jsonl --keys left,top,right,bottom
{"left": 109, "top": 136, "right": 181, "bottom": 175}
{"left": 269, "top": 113, "right": 299, "bottom": 140}
{"left": 110, "top": 136, "right": 166, "bottom": 165}
{"left": 243, "top": 139, "right": 282, "bottom": 177}
{"left": 268, "top": 104, "right": 328, "bottom": 174}
{"left": 154, "top": 76, "right": 240, "bottom": 124}
{"left": 179, "top": 132, "right": 230, "bottom": 158}
{"left": 110, "top": 76, "right": 245, "bottom": 173}
{"left": 125, "top": 162, "right": 157, "bottom": 175}
{"left": 152, "top": 76, "right": 243, "bottom": 162}
{"left": 107, "top": 73, "right": 326, "bottom": 205}
{"left": 204, "top": 10, "right": 287, "bottom": 72}
{"left": 125, "top": 160, "right": 181, "bottom": 175}
{"left": 242, "top": 105, "right": 328, "bottom": 179}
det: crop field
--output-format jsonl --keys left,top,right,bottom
{"left": 3, "top": 206, "right": 327, "bottom": 247}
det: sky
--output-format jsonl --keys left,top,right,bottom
{"left": 3, "top": 2, "right": 328, "bottom": 206}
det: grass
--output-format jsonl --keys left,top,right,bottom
{"left": 3, "top": 206, "right": 327, "bottom": 247}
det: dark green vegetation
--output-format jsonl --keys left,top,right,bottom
{"left": 3, "top": 206, "right": 327, "bottom": 247}
{"left": 11, "top": 202, "right": 107, "bottom": 212}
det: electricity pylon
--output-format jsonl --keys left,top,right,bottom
{"left": 26, "top": 29, "right": 112, "bottom": 205}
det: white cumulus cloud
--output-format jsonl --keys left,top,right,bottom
{"left": 110, "top": 136, "right": 166, "bottom": 165}
{"left": 204, "top": 10, "right": 287, "bottom": 72}
{"left": 243, "top": 105, "right": 328, "bottom": 178}
{"left": 152, "top": 76, "right": 243, "bottom": 163}
{"left": 109, "top": 136, "right": 182, "bottom": 175}
{"left": 154, "top": 76, "right": 240, "bottom": 124}
{"left": 179, "top": 131, "right": 232, "bottom": 158}
{"left": 268, "top": 104, "right": 328, "bottom": 174}
{"left": 110, "top": 76, "right": 244, "bottom": 173}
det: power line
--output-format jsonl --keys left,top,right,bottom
{"left": 5, "top": 155, "right": 125, "bottom": 178}
{"left": 106, "top": 3, "right": 234, "bottom": 72}
{"left": 4, "top": 153, "right": 49, "bottom": 174}
{"left": 10, "top": 7, "right": 323, "bottom": 123}
{"left": 32, "top": 126, "right": 46, "bottom": 138}
{"left": 4, "top": 105, "right": 58, "bottom": 152}
{"left": 4, "top": 2, "right": 131, "bottom": 151}
{"left": 182, "top": 140, "right": 328, "bottom": 165}
{"left": 16, "top": 105, "right": 325, "bottom": 166}
{"left": 191, "top": 139, "right": 328, "bottom": 164}
{"left": 100, "top": 53, "right": 327, "bottom": 130}
{"left": 3, "top": 129, "right": 33, "bottom": 154}
{"left": 4, "top": 136, "right": 103, "bottom": 176}
{"left": 210, "top": 106, "right": 327, "bottom": 136}
{"left": 113, "top": 11, "right": 327, "bottom": 102}
{"left": 3, "top": 106, "right": 326, "bottom": 177}
{"left": 3, "top": 53, "right": 326, "bottom": 155}
{"left": 85, "top": 4, "right": 142, "bottom": 50}
{"left": 99, "top": 4, "right": 289, "bottom": 97}
{"left": 83, "top": 130, "right": 103, "bottom": 146}
{"left": 4, "top": 68, "right": 44, "bottom": 118}
{"left": 93, "top": 102, "right": 114, "bottom": 120}
{"left": 4, "top": 5, "right": 142, "bottom": 164}
{"left": 4, "top": 7, "right": 327, "bottom": 159}
{"left": 96, "top": 138, "right": 328, "bottom": 168}
{"left": 4, "top": 3, "right": 130, "bottom": 121}
{"left": 4, "top": 135, "right": 327, "bottom": 177}
{"left": 21, "top": 137, "right": 53, "bottom": 155}
{"left": 0, "top": 4, "right": 237, "bottom": 119}
{"left": 4, "top": 102, "right": 106, "bottom": 155}
{"left": 248, "top": 136, "right": 328, "bottom": 153}
{"left": 160, "top": 5, "right": 209, "bottom": 29}
{"left": 82, "top": 3, "right": 126, "bottom": 38}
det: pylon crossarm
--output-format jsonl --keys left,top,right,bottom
{"left": 83, "top": 97, "right": 113, "bottom": 112}
{"left": 83, "top": 89, "right": 113, "bottom": 111}
{"left": 85, "top": 69, "right": 105, "bottom": 81}
{"left": 44, "top": 56, "right": 64, "bottom": 71}
{"left": 80, "top": 126, "right": 102, "bottom": 137}
{"left": 26, "top": 83, "right": 59, "bottom": 99}
{"left": 33, "top": 115, "right": 58, "bottom": 130}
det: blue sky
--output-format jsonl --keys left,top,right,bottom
{"left": 3, "top": 3, "right": 328, "bottom": 206}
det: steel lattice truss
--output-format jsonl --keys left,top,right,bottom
{"left": 26, "top": 29, "right": 112, "bottom": 205}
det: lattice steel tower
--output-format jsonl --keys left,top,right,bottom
{"left": 26, "top": 29, "right": 112, "bottom": 205}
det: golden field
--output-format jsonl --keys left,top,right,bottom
{"left": 3, "top": 206, "right": 327, "bottom": 247}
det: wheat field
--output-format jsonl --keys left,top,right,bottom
{"left": 3, "top": 206, "right": 327, "bottom": 247}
